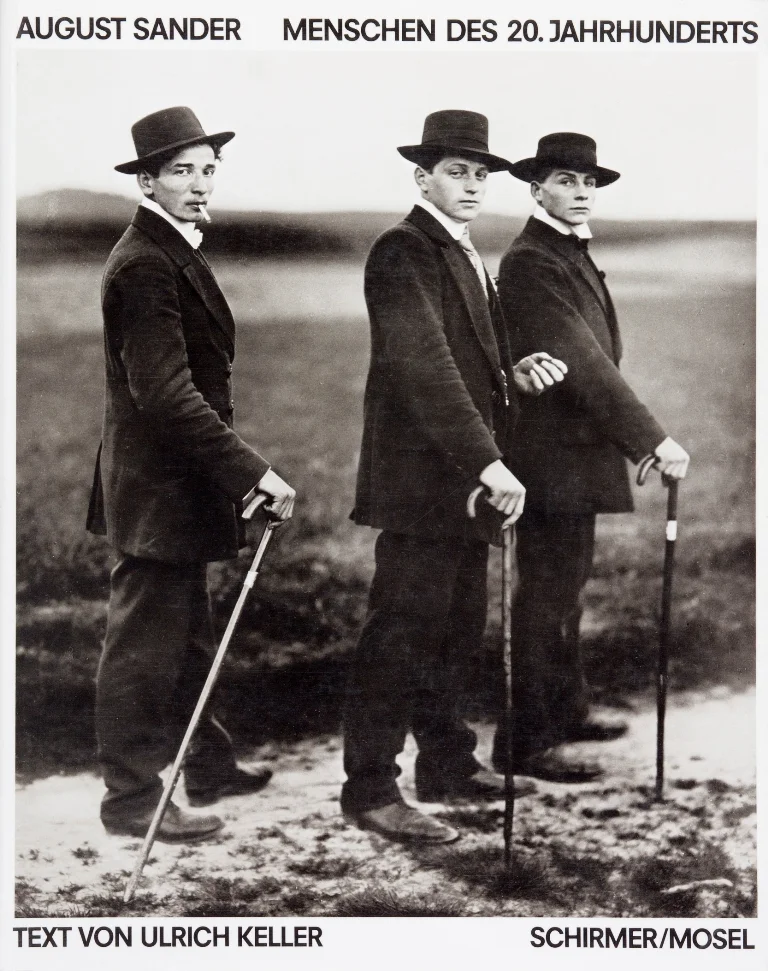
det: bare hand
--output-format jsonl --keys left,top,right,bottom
{"left": 478, "top": 459, "right": 526, "bottom": 528}
{"left": 256, "top": 468, "right": 296, "bottom": 521}
{"left": 653, "top": 437, "right": 689, "bottom": 480}
{"left": 512, "top": 352, "right": 568, "bottom": 396}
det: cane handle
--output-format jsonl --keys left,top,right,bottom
{"left": 637, "top": 455, "right": 677, "bottom": 492}
{"left": 466, "top": 485, "right": 488, "bottom": 519}
{"left": 243, "top": 492, "right": 269, "bottom": 520}
{"left": 636, "top": 454, "right": 659, "bottom": 487}
{"left": 243, "top": 491, "right": 285, "bottom": 524}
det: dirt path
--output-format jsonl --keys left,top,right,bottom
{"left": 16, "top": 687, "right": 756, "bottom": 918}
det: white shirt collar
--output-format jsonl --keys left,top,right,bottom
{"left": 533, "top": 204, "right": 592, "bottom": 240}
{"left": 141, "top": 197, "right": 203, "bottom": 249}
{"left": 415, "top": 198, "right": 467, "bottom": 241}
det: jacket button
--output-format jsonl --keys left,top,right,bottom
{"left": 227, "top": 364, "right": 233, "bottom": 374}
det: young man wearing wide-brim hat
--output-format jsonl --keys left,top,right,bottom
{"left": 493, "top": 132, "right": 690, "bottom": 783}
{"left": 87, "top": 107, "right": 296, "bottom": 840}
{"left": 342, "top": 110, "right": 568, "bottom": 843}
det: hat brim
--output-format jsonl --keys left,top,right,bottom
{"left": 115, "top": 130, "right": 235, "bottom": 174}
{"left": 397, "top": 144, "right": 511, "bottom": 173}
{"left": 508, "top": 157, "right": 620, "bottom": 187}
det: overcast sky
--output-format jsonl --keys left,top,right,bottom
{"left": 16, "top": 49, "right": 758, "bottom": 219}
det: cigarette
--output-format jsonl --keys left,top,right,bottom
{"left": 197, "top": 205, "right": 211, "bottom": 223}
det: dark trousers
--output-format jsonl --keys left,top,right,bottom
{"left": 342, "top": 531, "right": 488, "bottom": 814}
{"left": 95, "top": 554, "right": 236, "bottom": 822}
{"left": 493, "top": 511, "right": 596, "bottom": 764}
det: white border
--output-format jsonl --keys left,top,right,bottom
{"left": 2, "top": 1, "right": 764, "bottom": 968}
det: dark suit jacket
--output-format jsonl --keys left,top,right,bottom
{"left": 498, "top": 217, "right": 665, "bottom": 517}
{"left": 353, "top": 205, "right": 519, "bottom": 544}
{"left": 87, "top": 206, "right": 269, "bottom": 562}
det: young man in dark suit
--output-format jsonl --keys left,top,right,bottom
{"left": 494, "top": 133, "right": 689, "bottom": 782}
{"left": 87, "top": 107, "right": 295, "bottom": 840}
{"left": 342, "top": 111, "right": 567, "bottom": 843}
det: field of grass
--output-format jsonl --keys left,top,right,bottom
{"left": 16, "top": 226, "right": 755, "bottom": 776}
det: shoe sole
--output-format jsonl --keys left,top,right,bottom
{"left": 566, "top": 731, "right": 628, "bottom": 742}
{"left": 493, "top": 763, "right": 603, "bottom": 783}
{"left": 416, "top": 781, "right": 537, "bottom": 802}
{"left": 514, "top": 770, "right": 603, "bottom": 783}
{"left": 187, "top": 787, "right": 270, "bottom": 807}
{"left": 343, "top": 813, "right": 460, "bottom": 844}
{"left": 186, "top": 773, "right": 273, "bottom": 807}
{"left": 103, "top": 822, "right": 224, "bottom": 843}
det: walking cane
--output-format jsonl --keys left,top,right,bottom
{"left": 637, "top": 455, "right": 679, "bottom": 802}
{"left": 124, "top": 493, "right": 283, "bottom": 903}
{"left": 468, "top": 486, "right": 515, "bottom": 872}
{"left": 500, "top": 525, "right": 515, "bottom": 872}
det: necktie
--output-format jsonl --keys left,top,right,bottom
{"left": 459, "top": 228, "right": 488, "bottom": 295}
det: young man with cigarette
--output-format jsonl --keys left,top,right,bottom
{"left": 87, "top": 106, "right": 295, "bottom": 840}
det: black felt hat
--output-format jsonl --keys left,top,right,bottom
{"left": 398, "top": 110, "right": 511, "bottom": 172}
{"left": 115, "top": 106, "right": 235, "bottom": 175}
{"left": 508, "top": 132, "right": 620, "bottom": 187}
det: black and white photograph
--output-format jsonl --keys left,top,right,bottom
{"left": 2, "top": 0, "right": 764, "bottom": 966}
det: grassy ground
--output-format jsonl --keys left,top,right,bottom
{"left": 16, "top": 232, "right": 755, "bottom": 776}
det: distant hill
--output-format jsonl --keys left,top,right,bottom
{"left": 17, "top": 189, "right": 355, "bottom": 261}
{"left": 17, "top": 189, "right": 137, "bottom": 224}
{"left": 16, "top": 188, "right": 755, "bottom": 263}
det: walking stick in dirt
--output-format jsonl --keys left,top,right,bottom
{"left": 123, "top": 493, "right": 283, "bottom": 904}
{"left": 637, "top": 455, "right": 680, "bottom": 803}
{"left": 500, "top": 525, "right": 515, "bottom": 872}
{"left": 468, "top": 486, "right": 515, "bottom": 872}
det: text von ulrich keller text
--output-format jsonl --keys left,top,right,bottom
{"left": 13, "top": 925, "right": 323, "bottom": 948}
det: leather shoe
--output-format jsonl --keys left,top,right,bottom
{"left": 103, "top": 801, "right": 223, "bottom": 842}
{"left": 416, "top": 766, "right": 536, "bottom": 802}
{"left": 565, "top": 715, "right": 629, "bottom": 743}
{"left": 344, "top": 802, "right": 459, "bottom": 844}
{"left": 186, "top": 765, "right": 273, "bottom": 807}
{"left": 513, "top": 748, "right": 603, "bottom": 783}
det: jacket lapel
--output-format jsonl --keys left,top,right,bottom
{"left": 487, "top": 278, "right": 513, "bottom": 374}
{"left": 597, "top": 271, "right": 622, "bottom": 360}
{"left": 132, "top": 207, "right": 235, "bottom": 352}
{"left": 406, "top": 207, "right": 506, "bottom": 394}
{"left": 183, "top": 256, "right": 236, "bottom": 349}
{"left": 525, "top": 218, "right": 607, "bottom": 306}
{"left": 523, "top": 217, "right": 622, "bottom": 361}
